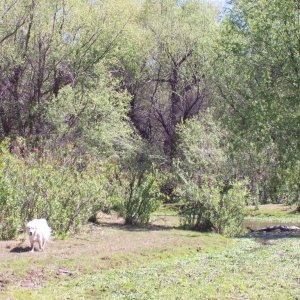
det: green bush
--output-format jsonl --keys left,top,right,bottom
{"left": 280, "top": 161, "right": 300, "bottom": 210}
{"left": 178, "top": 179, "right": 248, "bottom": 236}
{"left": 0, "top": 149, "right": 22, "bottom": 239}
{"left": 108, "top": 151, "right": 162, "bottom": 225}
{"left": 175, "top": 112, "right": 249, "bottom": 236}
{"left": 0, "top": 146, "right": 108, "bottom": 239}
{"left": 122, "top": 169, "right": 161, "bottom": 225}
{"left": 114, "top": 169, "right": 162, "bottom": 225}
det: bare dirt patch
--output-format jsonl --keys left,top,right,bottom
{"left": 19, "top": 268, "right": 46, "bottom": 289}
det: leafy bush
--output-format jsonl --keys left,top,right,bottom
{"left": 280, "top": 161, "right": 300, "bottom": 211}
{"left": 0, "top": 149, "right": 22, "bottom": 240}
{"left": 176, "top": 111, "right": 226, "bottom": 178}
{"left": 175, "top": 112, "right": 249, "bottom": 236}
{"left": 121, "top": 169, "right": 161, "bottom": 225}
{"left": 47, "top": 72, "right": 134, "bottom": 158}
{"left": 0, "top": 145, "right": 108, "bottom": 239}
{"left": 108, "top": 150, "right": 163, "bottom": 225}
{"left": 178, "top": 179, "right": 248, "bottom": 236}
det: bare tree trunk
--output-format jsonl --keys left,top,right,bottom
{"left": 247, "top": 225, "right": 299, "bottom": 232}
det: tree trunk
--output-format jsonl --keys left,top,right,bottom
{"left": 247, "top": 225, "right": 299, "bottom": 232}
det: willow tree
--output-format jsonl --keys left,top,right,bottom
{"left": 113, "top": 0, "right": 219, "bottom": 162}
{"left": 0, "top": 0, "right": 136, "bottom": 155}
{"left": 212, "top": 0, "right": 300, "bottom": 203}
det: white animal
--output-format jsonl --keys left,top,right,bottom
{"left": 26, "top": 218, "right": 51, "bottom": 252}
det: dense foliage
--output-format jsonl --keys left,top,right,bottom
{"left": 176, "top": 113, "right": 249, "bottom": 236}
{"left": 0, "top": 142, "right": 108, "bottom": 238}
{"left": 211, "top": 0, "right": 300, "bottom": 204}
{"left": 0, "top": 0, "right": 299, "bottom": 238}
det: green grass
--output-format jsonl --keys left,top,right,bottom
{"left": 244, "top": 204, "right": 300, "bottom": 224}
{"left": 0, "top": 230, "right": 233, "bottom": 299}
{"left": 1, "top": 204, "right": 300, "bottom": 299}
{"left": 152, "top": 204, "right": 179, "bottom": 216}
{"left": 4, "top": 237, "right": 300, "bottom": 300}
{"left": 154, "top": 203, "right": 300, "bottom": 223}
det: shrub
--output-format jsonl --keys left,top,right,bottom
{"left": 0, "top": 146, "right": 108, "bottom": 239}
{"left": 109, "top": 151, "right": 162, "bottom": 225}
{"left": 175, "top": 112, "right": 249, "bottom": 236}
{"left": 122, "top": 169, "right": 161, "bottom": 225}
{"left": 0, "top": 149, "right": 22, "bottom": 239}
{"left": 280, "top": 161, "right": 300, "bottom": 211}
{"left": 178, "top": 179, "right": 249, "bottom": 236}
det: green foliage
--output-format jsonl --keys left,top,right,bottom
{"left": 0, "top": 144, "right": 108, "bottom": 238}
{"left": 0, "top": 146, "right": 22, "bottom": 239}
{"left": 0, "top": 0, "right": 137, "bottom": 139}
{"left": 280, "top": 161, "right": 300, "bottom": 209}
{"left": 176, "top": 112, "right": 226, "bottom": 178}
{"left": 176, "top": 112, "right": 249, "bottom": 236}
{"left": 109, "top": 150, "right": 163, "bottom": 225}
{"left": 112, "top": 0, "right": 219, "bottom": 159}
{"left": 47, "top": 67, "right": 134, "bottom": 157}
{"left": 211, "top": 0, "right": 300, "bottom": 204}
{"left": 1, "top": 0, "right": 298, "bottom": 241}
{"left": 121, "top": 167, "right": 162, "bottom": 225}
{"left": 178, "top": 179, "right": 248, "bottom": 236}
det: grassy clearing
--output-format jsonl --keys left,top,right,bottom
{"left": 1, "top": 205, "right": 300, "bottom": 299}
{"left": 0, "top": 222, "right": 232, "bottom": 299}
{"left": 152, "top": 204, "right": 180, "bottom": 216}
{"left": 155, "top": 203, "right": 300, "bottom": 223}
{"left": 3, "top": 236, "right": 300, "bottom": 300}
{"left": 245, "top": 204, "right": 300, "bottom": 224}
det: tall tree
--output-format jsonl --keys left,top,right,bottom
{"left": 0, "top": 0, "right": 134, "bottom": 146}
{"left": 211, "top": 0, "right": 300, "bottom": 202}
{"left": 113, "top": 0, "right": 218, "bottom": 162}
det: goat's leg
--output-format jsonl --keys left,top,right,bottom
{"left": 30, "top": 241, "right": 35, "bottom": 252}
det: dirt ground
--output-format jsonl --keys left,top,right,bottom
{"left": 1, "top": 208, "right": 298, "bottom": 294}
{"left": 0, "top": 213, "right": 182, "bottom": 259}
{"left": 0, "top": 213, "right": 205, "bottom": 292}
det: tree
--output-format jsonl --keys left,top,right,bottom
{"left": 113, "top": 0, "right": 218, "bottom": 162}
{"left": 0, "top": 0, "right": 135, "bottom": 148}
{"left": 211, "top": 0, "right": 300, "bottom": 203}
{"left": 175, "top": 112, "right": 249, "bottom": 236}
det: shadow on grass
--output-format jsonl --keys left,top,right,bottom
{"left": 289, "top": 210, "right": 300, "bottom": 216}
{"left": 98, "top": 221, "right": 177, "bottom": 232}
{"left": 241, "top": 230, "right": 300, "bottom": 242}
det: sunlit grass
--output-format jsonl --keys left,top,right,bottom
{"left": 1, "top": 204, "right": 300, "bottom": 299}
{"left": 244, "top": 204, "right": 300, "bottom": 223}
{"left": 5, "top": 237, "right": 300, "bottom": 300}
